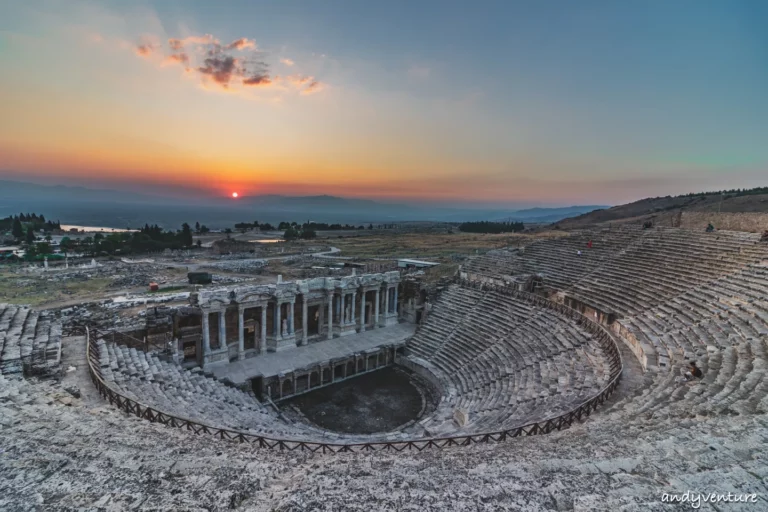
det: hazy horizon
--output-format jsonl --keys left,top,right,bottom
{"left": 1, "top": 1, "right": 767, "bottom": 205}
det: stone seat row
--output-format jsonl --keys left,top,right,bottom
{"left": 600, "top": 337, "right": 768, "bottom": 426}
{"left": 464, "top": 228, "right": 768, "bottom": 318}
{"left": 407, "top": 284, "right": 615, "bottom": 435}
{"left": 0, "top": 304, "right": 62, "bottom": 378}
{"left": 618, "top": 261, "right": 768, "bottom": 372}
{"left": 96, "top": 339, "right": 319, "bottom": 438}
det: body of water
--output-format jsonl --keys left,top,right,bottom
{"left": 61, "top": 224, "right": 137, "bottom": 233}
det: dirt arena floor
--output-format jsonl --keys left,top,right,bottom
{"left": 282, "top": 366, "right": 425, "bottom": 434}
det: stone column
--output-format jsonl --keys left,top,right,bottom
{"left": 302, "top": 295, "right": 308, "bottom": 344}
{"left": 393, "top": 286, "right": 399, "bottom": 315}
{"left": 202, "top": 310, "right": 211, "bottom": 353}
{"left": 237, "top": 306, "right": 245, "bottom": 360}
{"left": 326, "top": 292, "right": 333, "bottom": 340}
{"left": 384, "top": 286, "right": 390, "bottom": 317}
{"left": 340, "top": 293, "right": 346, "bottom": 325}
{"left": 289, "top": 299, "right": 295, "bottom": 335}
{"left": 260, "top": 305, "right": 267, "bottom": 354}
{"left": 359, "top": 289, "right": 366, "bottom": 332}
{"left": 218, "top": 310, "right": 227, "bottom": 349}
{"left": 351, "top": 291, "right": 357, "bottom": 328}
{"left": 275, "top": 301, "right": 282, "bottom": 339}
{"left": 374, "top": 288, "right": 380, "bottom": 328}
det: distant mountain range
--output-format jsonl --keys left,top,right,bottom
{"left": 0, "top": 179, "right": 608, "bottom": 229}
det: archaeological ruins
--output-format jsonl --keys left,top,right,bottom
{"left": 3, "top": 223, "right": 768, "bottom": 509}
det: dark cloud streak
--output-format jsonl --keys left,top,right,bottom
{"left": 198, "top": 56, "right": 241, "bottom": 87}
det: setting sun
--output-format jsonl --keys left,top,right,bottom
{"left": 232, "top": 192, "right": 238, "bottom": 198}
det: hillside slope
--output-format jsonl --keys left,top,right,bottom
{"left": 555, "top": 190, "right": 768, "bottom": 229}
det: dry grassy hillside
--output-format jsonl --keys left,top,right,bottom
{"left": 555, "top": 191, "right": 768, "bottom": 229}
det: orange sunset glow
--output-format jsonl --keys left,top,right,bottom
{"left": 0, "top": 1, "right": 766, "bottom": 206}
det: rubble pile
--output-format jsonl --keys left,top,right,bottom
{"left": 58, "top": 291, "right": 190, "bottom": 331}
{"left": 210, "top": 274, "right": 252, "bottom": 285}
{"left": 109, "top": 272, "right": 155, "bottom": 288}
{"left": 202, "top": 259, "right": 268, "bottom": 273}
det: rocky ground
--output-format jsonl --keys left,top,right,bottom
{"left": 1, "top": 339, "right": 766, "bottom": 511}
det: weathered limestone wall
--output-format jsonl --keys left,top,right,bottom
{"left": 679, "top": 211, "right": 768, "bottom": 233}
{"left": 396, "top": 355, "right": 445, "bottom": 407}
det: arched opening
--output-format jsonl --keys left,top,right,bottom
{"left": 282, "top": 379, "right": 293, "bottom": 397}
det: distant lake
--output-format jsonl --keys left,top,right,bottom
{"left": 61, "top": 224, "right": 137, "bottom": 233}
{"left": 249, "top": 239, "right": 282, "bottom": 243}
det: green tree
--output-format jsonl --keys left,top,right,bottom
{"left": 181, "top": 223, "right": 193, "bottom": 247}
{"left": 36, "top": 242, "right": 52, "bottom": 255}
{"left": 196, "top": 239, "right": 202, "bottom": 248}
{"left": 60, "top": 237, "right": 73, "bottom": 255}
{"left": 283, "top": 226, "right": 299, "bottom": 240}
{"left": 12, "top": 217, "right": 23, "bottom": 239}
{"left": 25, "top": 227, "right": 35, "bottom": 245}
{"left": 195, "top": 221, "right": 201, "bottom": 233}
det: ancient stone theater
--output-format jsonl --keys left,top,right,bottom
{"left": 3, "top": 224, "right": 768, "bottom": 509}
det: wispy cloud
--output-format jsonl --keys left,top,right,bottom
{"left": 286, "top": 74, "right": 312, "bottom": 86}
{"left": 162, "top": 52, "right": 189, "bottom": 67}
{"left": 134, "top": 35, "right": 160, "bottom": 58}
{"left": 168, "top": 34, "right": 218, "bottom": 51}
{"left": 301, "top": 80, "right": 324, "bottom": 95}
{"left": 133, "top": 33, "right": 323, "bottom": 96}
{"left": 225, "top": 37, "right": 256, "bottom": 50}
{"left": 242, "top": 73, "right": 272, "bottom": 87}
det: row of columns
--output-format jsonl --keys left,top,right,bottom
{"left": 203, "top": 305, "right": 269, "bottom": 361}
{"left": 326, "top": 284, "right": 398, "bottom": 335}
{"left": 201, "top": 284, "right": 400, "bottom": 362}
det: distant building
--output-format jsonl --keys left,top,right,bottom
{"left": 397, "top": 259, "right": 439, "bottom": 269}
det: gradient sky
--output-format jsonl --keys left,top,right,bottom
{"left": 0, "top": 0, "right": 766, "bottom": 206}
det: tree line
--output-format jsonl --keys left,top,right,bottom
{"left": 680, "top": 186, "right": 768, "bottom": 198}
{"left": 1, "top": 213, "right": 61, "bottom": 240}
{"left": 229, "top": 220, "right": 401, "bottom": 241}
{"left": 2, "top": 216, "right": 201, "bottom": 261}
{"left": 458, "top": 221, "right": 525, "bottom": 234}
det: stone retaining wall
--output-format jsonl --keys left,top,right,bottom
{"left": 679, "top": 211, "right": 768, "bottom": 233}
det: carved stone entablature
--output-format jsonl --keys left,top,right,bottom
{"left": 198, "top": 284, "right": 274, "bottom": 310}
{"left": 196, "top": 272, "right": 401, "bottom": 309}
{"left": 273, "top": 283, "right": 298, "bottom": 303}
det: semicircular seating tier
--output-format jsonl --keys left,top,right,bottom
{"left": 0, "top": 303, "right": 62, "bottom": 378}
{"left": 94, "top": 337, "right": 341, "bottom": 440}
{"left": 405, "top": 285, "right": 619, "bottom": 435}
{"left": 93, "top": 335, "right": 429, "bottom": 443}
{"left": 4, "top": 225, "right": 768, "bottom": 506}
{"left": 461, "top": 226, "right": 768, "bottom": 424}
